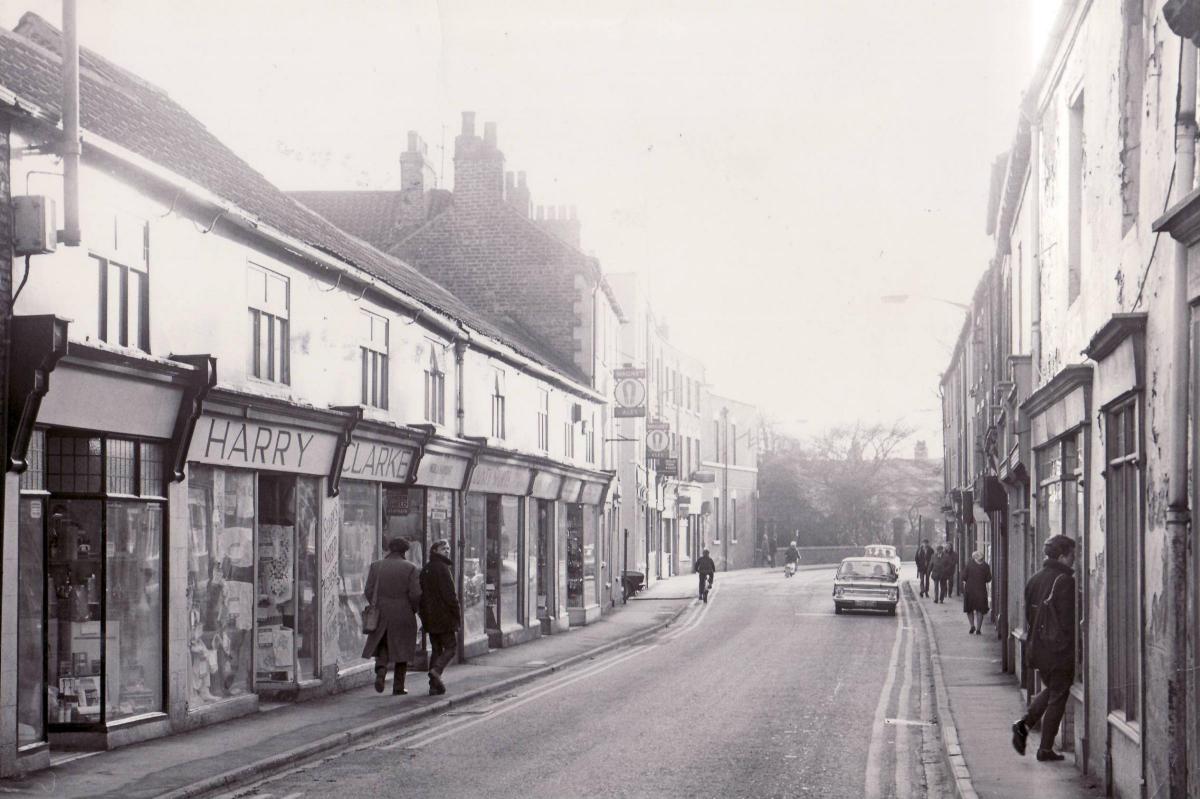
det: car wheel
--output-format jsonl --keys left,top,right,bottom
{"left": 887, "top": 605, "right": 897, "bottom": 616}
{"left": 834, "top": 604, "right": 842, "bottom": 615}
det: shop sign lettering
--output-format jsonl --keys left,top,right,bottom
{"left": 342, "top": 440, "right": 414, "bottom": 483}
{"left": 416, "top": 453, "right": 469, "bottom": 490}
{"left": 470, "top": 462, "right": 533, "bottom": 495}
{"left": 188, "top": 415, "right": 336, "bottom": 476}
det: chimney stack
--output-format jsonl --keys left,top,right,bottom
{"left": 505, "top": 170, "right": 531, "bottom": 218}
{"left": 454, "top": 110, "right": 504, "bottom": 206}
{"left": 534, "top": 199, "right": 583, "bottom": 248}
{"left": 399, "top": 130, "right": 434, "bottom": 225}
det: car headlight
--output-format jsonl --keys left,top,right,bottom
{"left": 889, "top": 590, "right": 898, "bottom": 601}
{"left": 833, "top": 587, "right": 844, "bottom": 598}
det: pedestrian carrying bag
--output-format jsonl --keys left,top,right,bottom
{"left": 362, "top": 572, "right": 381, "bottom": 635}
{"left": 1029, "top": 574, "right": 1070, "bottom": 669}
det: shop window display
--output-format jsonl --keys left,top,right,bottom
{"left": 295, "top": 478, "right": 319, "bottom": 680}
{"left": 105, "top": 501, "right": 163, "bottom": 720}
{"left": 583, "top": 508, "right": 598, "bottom": 605}
{"left": 463, "top": 494, "right": 487, "bottom": 643}
{"left": 336, "top": 481, "right": 378, "bottom": 669}
{"left": 566, "top": 504, "right": 585, "bottom": 607}
{"left": 186, "top": 466, "right": 254, "bottom": 708}
{"left": 485, "top": 496, "right": 521, "bottom": 628}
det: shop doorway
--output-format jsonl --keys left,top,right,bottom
{"left": 254, "top": 474, "right": 319, "bottom": 687}
{"left": 536, "top": 500, "right": 554, "bottom": 622}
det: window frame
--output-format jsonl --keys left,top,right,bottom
{"left": 537, "top": 389, "right": 550, "bottom": 452}
{"left": 246, "top": 263, "right": 291, "bottom": 385}
{"left": 359, "top": 309, "right": 389, "bottom": 409}
{"left": 1104, "top": 396, "right": 1141, "bottom": 723}
{"left": 424, "top": 344, "right": 446, "bottom": 425}
{"left": 491, "top": 369, "right": 506, "bottom": 440}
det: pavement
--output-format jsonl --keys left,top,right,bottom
{"left": 0, "top": 573, "right": 702, "bottom": 799}
{"left": 909, "top": 575, "right": 1107, "bottom": 799}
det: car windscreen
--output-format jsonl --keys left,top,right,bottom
{"left": 838, "top": 561, "right": 895, "bottom": 580}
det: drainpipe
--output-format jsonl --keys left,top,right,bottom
{"left": 1167, "top": 37, "right": 1196, "bottom": 799}
{"left": 59, "top": 0, "right": 82, "bottom": 246}
{"left": 1029, "top": 121, "right": 1042, "bottom": 385}
{"left": 454, "top": 340, "right": 467, "bottom": 438}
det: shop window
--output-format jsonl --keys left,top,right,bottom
{"left": 336, "top": 481, "right": 379, "bottom": 670}
{"left": 186, "top": 466, "right": 254, "bottom": 710}
{"left": 463, "top": 494, "right": 487, "bottom": 643}
{"left": 484, "top": 495, "right": 521, "bottom": 629}
{"left": 535, "top": 500, "right": 554, "bottom": 621}
{"left": 247, "top": 263, "right": 290, "bottom": 384}
{"left": 491, "top": 369, "right": 506, "bottom": 440}
{"left": 1106, "top": 400, "right": 1141, "bottom": 721}
{"left": 360, "top": 310, "right": 389, "bottom": 409}
{"left": 537, "top": 389, "right": 549, "bottom": 452}
{"left": 566, "top": 505, "right": 595, "bottom": 608}
{"left": 96, "top": 255, "right": 149, "bottom": 353}
{"left": 47, "top": 434, "right": 102, "bottom": 493}
{"left": 424, "top": 345, "right": 445, "bottom": 425}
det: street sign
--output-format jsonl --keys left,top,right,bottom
{"left": 646, "top": 421, "right": 670, "bottom": 456}
{"left": 657, "top": 457, "right": 679, "bottom": 477}
{"left": 613, "top": 368, "right": 647, "bottom": 418}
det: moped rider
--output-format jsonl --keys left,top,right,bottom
{"left": 784, "top": 541, "right": 801, "bottom": 576}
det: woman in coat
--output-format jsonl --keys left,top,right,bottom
{"left": 363, "top": 537, "right": 422, "bottom": 695}
{"left": 962, "top": 550, "right": 993, "bottom": 635}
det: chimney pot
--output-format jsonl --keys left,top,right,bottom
{"left": 484, "top": 121, "right": 497, "bottom": 147}
{"left": 462, "top": 111, "right": 476, "bottom": 136}
{"left": 518, "top": 171, "right": 527, "bottom": 188}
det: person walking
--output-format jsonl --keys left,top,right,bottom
{"left": 962, "top": 551, "right": 992, "bottom": 634}
{"left": 943, "top": 542, "right": 959, "bottom": 597}
{"left": 362, "top": 537, "right": 422, "bottom": 695}
{"left": 930, "top": 545, "right": 948, "bottom": 603}
{"left": 784, "top": 540, "right": 801, "bottom": 576}
{"left": 419, "top": 538, "right": 460, "bottom": 696}
{"left": 1012, "top": 535, "right": 1077, "bottom": 762}
{"left": 694, "top": 548, "right": 716, "bottom": 600}
{"left": 914, "top": 539, "right": 933, "bottom": 597}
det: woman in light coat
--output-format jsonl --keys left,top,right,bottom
{"left": 363, "top": 537, "right": 422, "bottom": 694}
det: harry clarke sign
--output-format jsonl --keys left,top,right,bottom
{"left": 188, "top": 415, "right": 413, "bottom": 482}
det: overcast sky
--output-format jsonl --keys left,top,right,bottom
{"left": 2, "top": 1, "right": 1047, "bottom": 450}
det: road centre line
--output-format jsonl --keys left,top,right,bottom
{"left": 382, "top": 644, "right": 656, "bottom": 750}
{"left": 893, "top": 604, "right": 915, "bottom": 799}
{"left": 661, "top": 585, "right": 716, "bottom": 640}
{"left": 863, "top": 599, "right": 904, "bottom": 799}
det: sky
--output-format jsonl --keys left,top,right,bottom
{"left": 1, "top": 0, "right": 1046, "bottom": 449}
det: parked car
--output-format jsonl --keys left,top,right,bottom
{"left": 833, "top": 557, "right": 899, "bottom": 615}
{"left": 864, "top": 544, "right": 902, "bottom": 573}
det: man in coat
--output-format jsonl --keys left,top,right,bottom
{"left": 363, "top": 537, "right": 422, "bottom": 695}
{"left": 930, "top": 545, "right": 948, "bottom": 603}
{"left": 914, "top": 539, "right": 934, "bottom": 597}
{"left": 1012, "top": 534, "right": 1076, "bottom": 762}
{"left": 694, "top": 548, "right": 716, "bottom": 600}
{"left": 942, "top": 542, "right": 959, "bottom": 597}
{"left": 419, "top": 538, "right": 460, "bottom": 696}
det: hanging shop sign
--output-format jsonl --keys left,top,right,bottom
{"left": 341, "top": 438, "right": 415, "bottom": 483}
{"left": 415, "top": 451, "right": 470, "bottom": 490}
{"left": 645, "top": 421, "right": 670, "bottom": 457}
{"left": 470, "top": 460, "right": 535, "bottom": 495}
{"left": 531, "top": 470, "right": 565, "bottom": 500}
{"left": 656, "top": 457, "right": 679, "bottom": 478}
{"left": 613, "top": 367, "right": 647, "bottom": 418}
{"left": 188, "top": 414, "right": 337, "bottom": 476}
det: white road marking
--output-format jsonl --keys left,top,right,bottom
{"left": 381, "top": 644, "right": 656, "bottom": 750}
{"left": 863, "top": 601, "right": 903, "bottom": 799}
{"left": 661, "top": 584, "right": 718, "bottom": 640}
{"left": 893, "top": 605, "right": 915, "bottom": 799}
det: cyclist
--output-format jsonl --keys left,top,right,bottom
{"left": 694, "top": 548, "right": 716, "bottom": 601}
{"left": 784, "top": 540, "right": 801, "bottom": 577}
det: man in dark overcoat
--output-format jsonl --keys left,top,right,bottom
{"left": 914, "top": 539, "right": 933, "bottom": 597}
{"left": 930, "top": 545, "right": 948, "bottom": 603}
{"left": 419, "top": 539, "right": 461, "bottom": 696}
{"left": 363, "top": 537, "right": 422, "bottom": 695}
{"left": 1012, "top": 534, "right": 1076, "bottom": 762}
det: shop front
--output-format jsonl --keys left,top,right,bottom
{"left": 530, "top": 469, "right": 566, "bottom": 634}
{"left": 3, "top": 326, "right": 213, "bottom": 768}
{"left": 466, "top": 457, "right": 538, "bottom": 651}
{"left": 183, "top": 397, "right": 345, "bottom": 714}
{"left": 566, "top": 478, "right": 610, "bottom": 626}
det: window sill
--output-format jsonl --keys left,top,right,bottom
{"left": 1107, "top": 711, "right": 1140, "bottom": 746}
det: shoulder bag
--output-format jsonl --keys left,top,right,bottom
{"left": 1029, "top": 574, "right": 1070, "bottom": 668}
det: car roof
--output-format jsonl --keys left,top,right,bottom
{"left": 840, "top": 556, "right": 894, "bottom": 565}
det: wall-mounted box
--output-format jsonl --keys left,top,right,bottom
{"left": 13, "top": 195, "right": 57, "bottom": 255}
